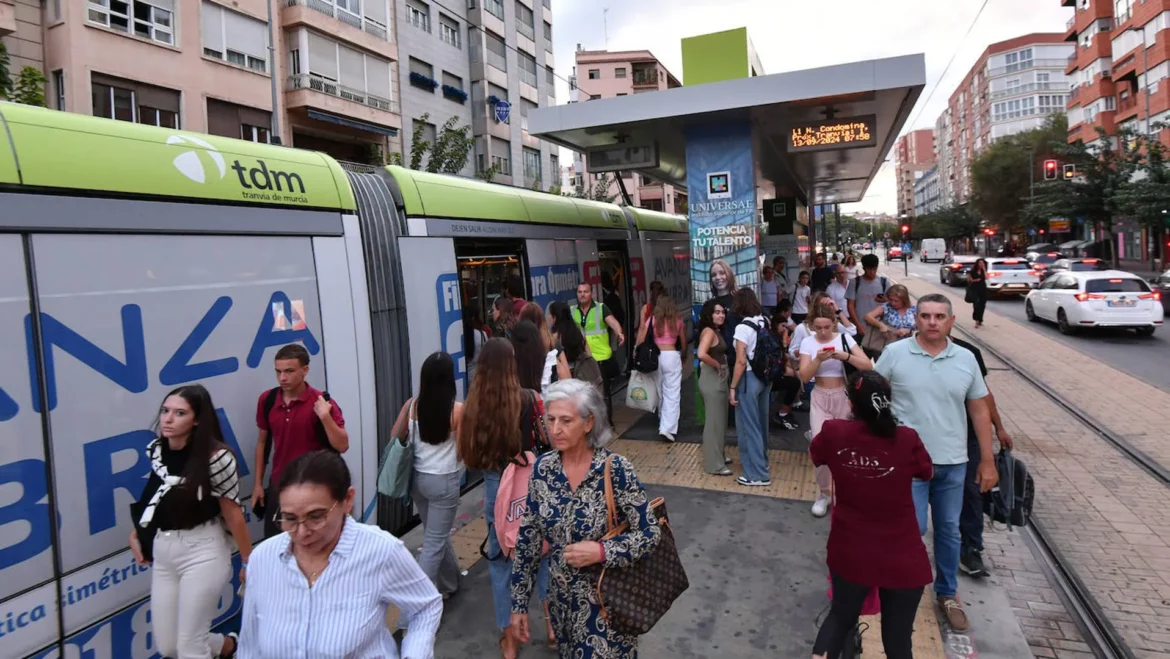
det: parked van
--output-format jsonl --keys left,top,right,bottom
{"left": 920, "top": 238, "right": 948, "bottom": 263}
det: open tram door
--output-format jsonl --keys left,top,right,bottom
{"left": 455, "top": 238, "right": 529, "bottom": 338}
{"left": 596, "top": 240, "right": 635, "bottom": 374}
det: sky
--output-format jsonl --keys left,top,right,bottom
{"left": 549, "top": 0, "right": 1073, "bottom": 215}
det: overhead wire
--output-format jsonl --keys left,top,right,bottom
{"left": 905, "top": 0, "right": 994, "bottom": 131}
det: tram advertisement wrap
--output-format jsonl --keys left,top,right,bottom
{"left": 685, "top": 122, "right": 758, "bottom": 313}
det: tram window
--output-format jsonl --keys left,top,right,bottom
{"left": 455, "top": 239, "right": 527, "bottom": 331}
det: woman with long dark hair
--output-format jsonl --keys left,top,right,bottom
{"left": 696, "top": 299, "right": 731, "bottom": 474}
{"left": 550, "top": 300, "right": 603, "bottom": 393}
{"left": 809, "top": 372, "right": 933, "bottom": 659}
{"left": 511, "top": 319, "right": 549, "bottom": 392}
{"left": 457, "top": 339, "right": 552, "bottom": 657}
{"left": 390, "top": 352, "right": 464, "bottom": 597}
{"left": 464, "top": 307, "right": 490, "bottom": 388}
{"left": 130, "top": 384, "right": 250, "bottom": 659}
{"left": 520, "top": 301, "right": 570, "bottom": 393}
{"left": 967, "top": 258, "right": 988, "bottom": 328}
{"left": 491, "top": 296, "right": 518, "bottom": 339}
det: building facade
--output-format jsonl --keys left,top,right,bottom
{"left": 942, "top": 33, "right": 1073, "bottom": 206}
{"left": 568, "top": 46, "right": 684, "bottom": 212}
{"left": 913, "top": 165, "right": 942, "bottom": 217}
{"left": 7, "top": 0, "right": 559, "bottom": 188}
{"left": 895, "top": 128, "right": 935, "bottom": 218}
{"left": 1063, "top": 0, "right": 1170, "bottom": 262}
{"left": 934, "top": 107, "right": 954, "bottom": 208}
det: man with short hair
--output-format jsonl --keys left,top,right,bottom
{"left": 845, "top": 254, "right": 888, "bottom": 345}
{"left": 875, "top": 295, "right": 998, "bottom": 632}
{"left": 772, "top": 256, "right": 790, "bottom": 299}
{"left": 760, "top": 266, "right": 780, "bottom": 317}
{"left": 253, "top": 343, "right": 348, "bottom": 538}
{"left": 505, "top": 274, "right": 528, "bottom": 314}
{"left": 809, "top": 252, "right": 834, "bottom": 293}
{"left": 826, "top": 267, "right": 850, "bottom": 320}
{"left": 572, "top": 282, "right": 625, "bottom": 423}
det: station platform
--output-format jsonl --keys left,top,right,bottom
{"left": 392, "top": 379, "right": 1038, "bottom": 658}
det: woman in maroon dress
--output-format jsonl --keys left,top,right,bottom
{"left": 810, "top": 371, "right": 933, "bottom": 659}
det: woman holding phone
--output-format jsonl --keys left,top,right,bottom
{"left": 967, "top": 259, "right": 988, "bottom": 328}
{"left": 798, "top": 305, "right": 872, "bottom": 519}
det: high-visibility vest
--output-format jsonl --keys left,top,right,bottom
{"left": 571, "top": 303, "right": 612, "bottom": 362}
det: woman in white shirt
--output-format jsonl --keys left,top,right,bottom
{"left": 798, "top": 305, "right": 872, "bottom": 519}
{"left": 390, "top": 351, "right": 465, "bottom": 597}
{"left": 788, "top": 293, "right": 857, "bottom": 364}
{"left": 238, "top": 451, "right": 442, "bottom": 659}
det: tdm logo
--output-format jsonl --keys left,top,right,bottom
{"left": 168, "top": 134, "right": 306, "bottom": 194}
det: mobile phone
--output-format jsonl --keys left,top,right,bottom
{"left": 820, "top": 346, "right": 835, "bottom": 352}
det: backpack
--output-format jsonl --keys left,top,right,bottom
{"left": 742, "top": 319, "right": 784, "bottom": 383}
{"left": 852, "top": 275, "right": 888, "bottom": 297}
{"left": 493, "top": 451, "right": 550, "bottom": 559}
{"left": 260, "top": 387, "right": 336, "bottom": 470}
{"left": 633, "top": 318, "right": 661, "bottom": 373}
{"left": 983, "top": 449, "right": 1034, "bottom": 529}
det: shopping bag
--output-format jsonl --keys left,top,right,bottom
{"left": 625, "top": 371, "right": 658, "bottom": 413}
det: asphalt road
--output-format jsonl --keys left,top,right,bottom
{"left": 881, "top": 253, "right": 1170, "bottom": 392}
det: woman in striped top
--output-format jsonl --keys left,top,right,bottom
{"left": 238, "top": 451, "right": 443, "bottom": 658}
{"left": 129, "top": 384, "right": 251, "bottom": 659}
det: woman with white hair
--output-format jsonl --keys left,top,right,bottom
{"left": 508, "top": 379, "right": 662, "bottom": 658}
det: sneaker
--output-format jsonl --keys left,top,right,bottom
{"left": 960, "top": 550, "right": 990, "bottom": 578}
{"left": 660, "top": 432, "right": 675, "bottom": 442}
{"left": 724, "top": 457, "right": 733, "bottom": 464}
{"left": 804, "top": 430, "right": 813, "bottom": 442}
{"left": 774, "top": 414, "right": 800, "bottom": 431}
{"left": 811, "top": 494, "right": 831, "bottom": 518}
{"left": 938, "top": 596, "right": 969, "bottom": 632}
{"left": 736, "top": 476, "right": 772, "bottom": 487}
{"left": 711, "top": 467, "right": 733, "bottom": 476}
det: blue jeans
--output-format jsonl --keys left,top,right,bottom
{"left": 912, "top": 463, "right": 966, "bottom": 598}
{"left": 483, "top": 470, "right": 549, "bottom": 630}
{"left": 736, "top": 373, "right": 772, "bottom": 482}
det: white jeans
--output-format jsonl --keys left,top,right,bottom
{"left": 151, "top": 520, "right": 233, "bottom": 659}
{"left": 657, "top": 350, "right": 682, "bottom": 435}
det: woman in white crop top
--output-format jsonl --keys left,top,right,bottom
{"left": 797, "top": 304, "right": 872, "bottom": 519}
{"left": 390, "top": 352, "right": 464, "bottom": 598}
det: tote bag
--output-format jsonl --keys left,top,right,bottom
{"left": 625, "top": 371, "right": 659, "bottom": 413}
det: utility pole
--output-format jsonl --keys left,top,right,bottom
{"left": 834, "top": 203, "right": 842, "bottom": 253}
{"left": 266, "top": 0, "right": 281, "bottom": 145}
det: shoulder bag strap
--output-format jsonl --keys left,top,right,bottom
{"left": 532, "top": 391, "right": 549, "bottom": 447}
{"left": 603, "top": 455, "right": 618, "bottom": 533}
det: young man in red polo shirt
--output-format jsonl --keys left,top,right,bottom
{"left": 251, "top": 343, "right": 348, "bottom": 538}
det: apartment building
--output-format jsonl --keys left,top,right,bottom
{"left": 568, "top": 46, "right": 684, "bottom": 212}
{"left": 465, "top": 0, "right": 558, "bottom": 189}
{"left": 934, "top": 107, "right": 954, "bottom": 208}
{"left": 894, "top": 128, "right": 935, "bottom": 218}
{"left": 940, "top": 33, "right": 1073, "bottom": 206}
{"left": 913, "top": 165, "right": 942, "bottom": 217}
{"left": 1, "top": 0, "right": 43, "bottom": 81}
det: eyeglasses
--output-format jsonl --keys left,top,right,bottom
{"left": 275, "top": 502, "right": 338, "bottom": 532}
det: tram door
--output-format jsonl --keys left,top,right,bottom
{"left": 455, "top": 238, "right": 528, "bottom": 332}
{"left": 597, "top": 240, "right": 633, "bottom": 373}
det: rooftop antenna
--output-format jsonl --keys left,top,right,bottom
{"left": 603, "top": 8, "right": 609, "bottom": 49}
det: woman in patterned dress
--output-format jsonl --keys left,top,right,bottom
{"left": 509, "top": 379, "right": 662, "bottom": 658}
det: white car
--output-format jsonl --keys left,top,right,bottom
{"left": 920, "top": 238, "right": 948, "bottom": 263}
{"left": 985, "top": 258, "right": 1040, "bottom": 296}
{"left": 1025, "top": 270, "right": 1163, "bottom": 336}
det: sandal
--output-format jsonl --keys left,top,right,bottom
{"left": 499, "top": 632, "right": 518, "bottom": 659}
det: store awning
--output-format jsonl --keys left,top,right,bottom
{"left": 307, "top": 109, "right": 398, "bottom": 137}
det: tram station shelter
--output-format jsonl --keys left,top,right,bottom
{"left": 529, "top": 28, "right": 926, "bottom": 308}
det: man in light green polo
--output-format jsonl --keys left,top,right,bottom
{"left": 874, "top": 293, "right": 998, "bottom": 634}
{"left": 572, "top": 282, "right": 625, "bottom": 423}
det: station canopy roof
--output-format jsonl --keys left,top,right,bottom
{"left": 529, "top": 54, "right": 926, "bottom": 206}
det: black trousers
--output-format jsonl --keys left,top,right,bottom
{"left": 262, "top": 482, "right": 281, "bottom": 539}
{"left": 813, "top": 573, "right": 924, "bottom": 659}
{"left": 774, "top": 375, "right": 801, "bottom": 407}
{"left": 970, "top": 286, "right": 987, "bottom": 323}
{"left": 960, "top": 436, "right": 984, "bottom": 553}
{"left": 599, "top": 356, "right": 618, "bottom": 423}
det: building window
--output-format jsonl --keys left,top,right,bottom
{"left": 243, "top": 124, "right": 271, "bottom": 143}
{"left": 91, "top": 74, "right": 180, "bottom": 128}
{"left": 439, "top": 14, "right": 461, "bottom": 48}
{"left": 207, "top": 97, "right": 272, "bottom": 141}
{"left": 413, "top": 118, "right": 437, "bottom": 146}
{"left": 492, "top": 139, "right": 512, "bottom": 175}
{"left": 550, "top": 153, "right": 559, "bottom": 179}
{"left": 485, "top": 30, "right": 507, "bottom": 72}
{"left": 409, "top": 57, "right": 436, "bottom": 90}
{"left": 407, "top": 0, "right": 430, "bottom": 32}
{"left": 543, "top": 21, "right": 551, "bottom": 41}
{"left": 301, "top": 31, "right": 396, "bottom": 111}
{"left": 616, "top": 92, "right": 626, "bottom": 96}
{"left": 542, "top": 0, "right": 550, "bottom": 7}
{"left": 615, "top": 67, "right": 626, "bottom": 78}
{"left": 201, "top": 2, "right": 268, "bottom": 73}
{"left": 52, "top": 70, "right": 65, "bottom": 110}
{"left": 523, "top": 147, "right": 541, "bottom": 184}
{"left": 518, "top": 51, "right": 538, "bottom": 87}
{"left": 88, "top": 0, "right": 174, "bottom": 45}
{"left": 588, "top": 94, "right": 600, "bottom": 100}
{"left": 485, "top": 0, "right": 503, "bottom": 20}
{"left": 588, "top": 69, "right": 599, "bottom": 79}
{"left": 516, "top": 1, "right": 534, "bottom": 39}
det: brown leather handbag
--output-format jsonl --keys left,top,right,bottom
{"left": 595, "top": 456, "right": 689, "bottom": 635}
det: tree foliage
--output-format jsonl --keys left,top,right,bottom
{"left": 0, "top": 42, "right": 12, "bottom": 100}
{"left": 11, "top": 66, "right": 47, "bottom": 107}
{"left": 913, "top": 205, "right": 984, "bottom": 242}
{"left": 570, "top": 172, "right": 618, "bottom": 202}
{"left": 969, "top": 114, "right": 1068, "bottom": 232}
{"left": 387, "top": 113, "right": 473, "bottom": 174}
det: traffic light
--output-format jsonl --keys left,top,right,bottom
{"left": 901, "top": 224, "right": 909, "bottom": 234}
{"left": 1044, "top": 159, "right": 1058, "bottom": 180}
{"left": 1063, "top": 164, "right": 1076, "bottom": 180}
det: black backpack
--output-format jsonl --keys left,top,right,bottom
{"left": 983, "top": 449, "right": 1034, "bottom": 529}
{"left": 260, "top": 388, "right": 337, "bottom": 469}
{"left": 742, "top": 319, "right": 784, "bottom": 383}
{"left": 633, "top": 318, "right": 661, "bottom": 373}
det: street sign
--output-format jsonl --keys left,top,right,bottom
{"left": 786, "top": 115, "right": 878, "bottom": 153}
{"left": 494, "top": 100, "right": 511, "bottom": 124}
{"left": 1049, "top": 219, "right": 1070, "bottom": 233}
{"left": 883, "top": 231, "right": 890, "bottom": 238}
{"left": 585, "top": 142, "right": 659, "bottom": 173}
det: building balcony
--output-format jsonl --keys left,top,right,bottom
{"left": 283, "top": 1, "right": 397, "bottom": 59}
{"left": 0, "top": 0, "right": 15, "bottom": 38}
{"left": 286, "top": 73, "right": 401, "bottom": 126}
{"left": 1065, "top": 16, "right": 1076, "bottom": 41}
{"left": 1074, "top": 0, "right": 1113, "bottom": 33}
{"left": 638, "top": 183, "right": 664, "bottom": 201}
{"left": 990, "top": 81, "right": 1070, "bottom": 101}
{"left": 1117, "top": 93, "right": 1140, "bottom": 122}
{"left": 631, "top": 67, "right": 658, "bottom": 88}
{"left": 987, "top": 59, "right": 1070, "bottom": 77}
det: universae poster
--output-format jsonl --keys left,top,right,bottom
{"left": 685, "top": 122, "right": 758, "bottom": 315}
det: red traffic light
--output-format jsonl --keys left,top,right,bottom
{"left": 1044, "top": 159, "right": 1058, "bottom": 180}
{"left": 901, "top": 224, "right": 909, "bottom": 233}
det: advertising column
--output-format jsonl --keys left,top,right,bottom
{"left": 686, "top": 122, "right": 757, "bottom": 315}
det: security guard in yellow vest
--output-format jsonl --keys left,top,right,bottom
{"left": 572, "top": 282, "right": 625, "bottom": 422}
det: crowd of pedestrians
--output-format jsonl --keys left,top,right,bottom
{"left": 123, "top": 256, "right": 1012, "bottom": 658}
